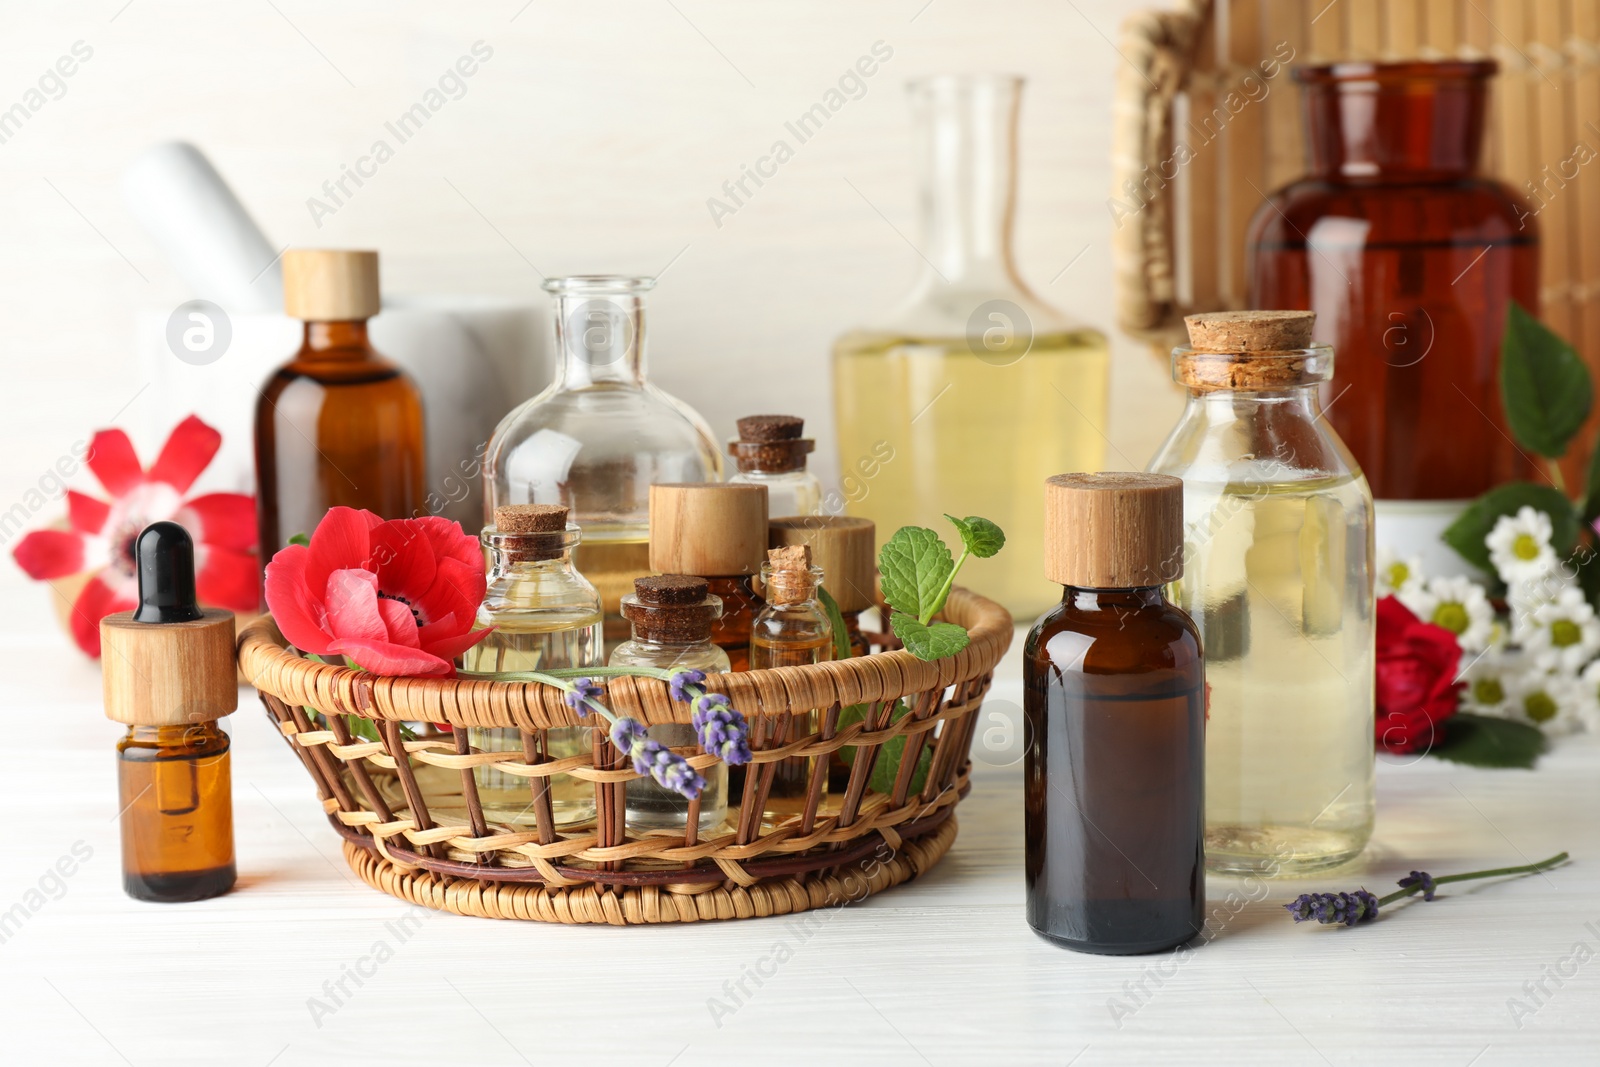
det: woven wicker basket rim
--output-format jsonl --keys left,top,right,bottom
{"left": 238, "top": 585, "right": 1014, "bottom": 728}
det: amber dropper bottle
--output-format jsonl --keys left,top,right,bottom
{"left": 1024, "top": 473, "right": 1204, "bottom": 954}
{"left": 101, "top": 522, "right": 237, "bottom": 903}
{"left": 255, "top": 249, "right": 426, "bottom": 563}
{"left": 649, "top": 482, "right": 768, "bottom": 671}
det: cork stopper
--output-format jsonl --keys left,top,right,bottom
{"left": 769, "top": 516, "right": 876, "bottom": 613}
{"left": 283, "top": 249, "right": 381, "bottom": 321}
{"left": 1043, "top": 472, "right": 1184, "bottom": 588}
{"left": 764, "top": 545, "right": 819, "bottom": 605}
{"left": 731, "top": 414, "right": 815, "bottom": 474}
{"left": 492, "top": 504, "right": 570, "bottom": 563}
{"left": 622, "top": 575, "right": 721, "bottom": 642}
{"left": 649, "top": 483, "right": 769, "bottom": 576}
{"left": 1178, "top": 310, "right": 1325, "bottom": 391}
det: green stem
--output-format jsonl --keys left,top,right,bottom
{"left": 1547, "top": 460, "right": 1568, "bottom": 496}
{"left": 1375, "top": 851, "right": 1568, "bottom": 907}
{"left": 922, "top": 546, "right": 970, "bottom": 626}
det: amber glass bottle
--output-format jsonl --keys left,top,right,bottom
{"left": 255, "top": 249, "right": 426, "bottom": 560}
{"left": 1024, "top": 473, "right": 1203, "bottom": 955}
{"left": 117, "top": 724, "right": 236, "bottom": 901}
{"left": 649, "top": 483, "right": 768, "bottom": 671}
{"left": 1247, "top": 61, "right": 1537, "bottom": 500}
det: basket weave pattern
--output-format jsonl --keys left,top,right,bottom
{"left": 238, "top": 587, "right": 1011, "bottom": 923}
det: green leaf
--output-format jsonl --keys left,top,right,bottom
{"left": 1500, "top": 301, "right": 1592, "bottom": 458}
{"left": 944, "top": 514, "right": 1007, "bottom": 559}
{"left": 1442, "top": 482, "right": 1579, "bottom": 573}
{"left": 816, "top": 584, "right": 852, "bottom": 661}
{"left": 878, "top": 526, "right": 953, "bottom": 618}
{"left": 890, "top": 612, "right": 969, "bottom": 661}
{"left": 288, "top": 532, "right": 311, "bottom": 547}
{"left": 839, "top": 700, "right": 930, "bottom": 795}
{"left": 1426, "top": 712, "right": 1546, "bottom": 769}
{"left": 1583, "top": 441, "right": 1600, "bottom": 527}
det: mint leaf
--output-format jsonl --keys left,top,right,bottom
{"left": 878, "top": 526, "right": 953, "bottom": 618}
{"left": 1583, "top": 442, "right": 1600, "bottom": 526}
{"left": 891, "top": 612, "right": 969, "bottom": 661}
{"left": 945, "top": 514, "right": 1006, "bottom": 559}
{"left": 816, "top": 584, "right": 852, "bottom": 661}
{"left": 1426, "top": 712, "right": 1545, "bottom": 769}
{"left": 1443, "top": 482, "right": 1579, "bottom": 573}
{"left": 1500, "top": 301, "right": 1592, "bottom": 457}
{"left": 839, "top": 700, "right": 930, "bottom": 795}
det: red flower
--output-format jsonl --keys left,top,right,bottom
{"left": 11, "top": 415, "right": 257, "bottom": 657}
{"left": 264, "top": 506, "right": 489, "bottom": 677}
{"left": 1375, "top": 595, "right": 1464, "bottom": 754}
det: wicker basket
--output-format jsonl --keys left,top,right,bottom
{"left": 238, "top": 586, "right": 1012, "bottom": 924}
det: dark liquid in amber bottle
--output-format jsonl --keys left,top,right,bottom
{"left": 1024, "top": 587, "right": 1204, "bottom": 954}
{"left": 255, "top": 320, "right": 426, "bottom": 560}
{"left": 117, "top": 723, "right": 235, "bottom": 902}
{"left": 1248, "top": 60, "right": 1537, "bottom": 500}
{"left": 708, "top": 574, "right": 763, "bottom": 672}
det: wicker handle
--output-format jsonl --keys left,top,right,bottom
{"left": 1111, "top": 0, "right": 1209, "bottom": 343}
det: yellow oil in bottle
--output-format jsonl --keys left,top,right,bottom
{"left": 1174, "top": 475, "right": 1375, "bottom": 875}
{"left": 573, "top": 525, "right": 652, "bottom": 645}
{"left": 832, "top": 328, "right": 1110, "bottom": 620}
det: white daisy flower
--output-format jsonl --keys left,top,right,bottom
{"left": 1459, "top": 651, "right": 1518, "bottom": 718}
{"left": 1376, "top": 548, "right": 1423, "bottom": 600}
{"left": 1506, "top": 668, "right": 1584, "bottom": 736}
{"left": 1507, "top": 569, "right": 1578, "bottom": 643}
{"left": 1402, "top": 575, "right": 1496, "bottom": 652}
{"left": 1486, "top": 506, "right": 1558, "bottom": 586}
{"left": 1576, "top": 661, "right": 1600, "bottom": 734}
{"left": 1521, "top": 586, "right": 1600, "bottom": 672}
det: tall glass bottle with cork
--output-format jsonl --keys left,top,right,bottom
{"left": 728, "top": 415, "right": 821, "bottom": 518}
{"left": 463, "top": 504, "right": 603, "bottom": 829}
{"left": 832, "top": 75, "right": 1110, "bottom": 620}
{"left": 256, "top": 249, "right": 425, "bottom": 561}
{"left": 649, "top": 483, "right": 768, "bottom": 671}
{"left": 749, "top": 545, "right": 833, "bottom": 824}
{"left": 485, "top": 276, "right": 723, "bottom": 642}
{"left": 1148, "top": 311, "right": 1375, "bottom": 876}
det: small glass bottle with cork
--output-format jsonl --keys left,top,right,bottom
{"left": 101, "top": 522, "right": 237, "bottom": 903}
{"left": 728, "top": 414, "right": 822, "bottom": 518}
{"left": 768, "top": 515, "right": 877, "bottom": 659}
{"left": 748, "top": 545, "right": 833, "bottom": 825}
{"left": 649, "top": 482, "right": 768, "bottom": 672}
{"left": 1025, "top": 473, "right": 1204, "bottom": 954}
{"left": 463, "top": 504, "right": 604, "bottom": 831}
{"left": 609, "top": 575, "right": 731, "bottom": 834}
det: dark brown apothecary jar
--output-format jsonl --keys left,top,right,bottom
{"left": 1247, "top": 60, "right": 1538, "bottom": 502}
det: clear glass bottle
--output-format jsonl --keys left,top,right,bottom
{"left": 485, "top": 276, "right": 723, "bottom": 643}
{"left": 728, "top": 414, "right": 822, "bottom": 518}
{"left": 749, "top": 546, "right": 833, "bottom": 825}
{"left": 609, "top": 575, "right": 731, "bottom": 834}
{"left": 463, "top": 504, "right": 604, "bottom": 829}
{"left": 1147, "top": 311, "right": 1375, "bottom": 876}
{"left": 832, "top": 75, "right": 1111, "bottom": 620}
{"left": 1025, "top": 474, "right": 1203, "bottom": 955}
{"left": 768, "top": 515, "right": 877, "bottom": 660}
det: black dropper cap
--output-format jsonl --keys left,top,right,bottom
{"left": 131, "top": 521, "right": 204, "bottom": 624}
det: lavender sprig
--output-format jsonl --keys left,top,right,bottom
{"left": 1285, "top": 851, "right": 1568, "bottom": 928}
{"left": 692, "top": 695, "right": 754, "bottom": 765}
{"left": 564, "top": 678, "right": 603, "bottom": 716}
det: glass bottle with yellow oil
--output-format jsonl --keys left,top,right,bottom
{"left": 832, "top": 75, "right": 1110, "bottom": 620}
{"left": 463, "top": 504, "right": 604, "bottom": 829}
{"left": 749, "top": 545, "right": 833, "bottom": 825}
{"left": 1147, "top": 311, "right": 1375, "bottom": 876}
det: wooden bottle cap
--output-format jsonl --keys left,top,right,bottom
{"left": 283, "top": 249, "right": 381, "bottom": 321}
{"left": 1044, "top": 473, "right": 1184, "bottom": 588}
{"left": 769, "top": 516, "right": 876, "bottom": 612}
{"left": 101, "top": 608, "right": 238, "bottom": 726}
{"left": 649, "top": 483, "right": 769, "bottom": 576}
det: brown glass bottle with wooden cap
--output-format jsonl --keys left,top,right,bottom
{"left": 749, "top": 545, "right": 833, "bottom": 824}
{"left": 728, "top": 414, "right": 821, "bottom": 518}
{"left": 768, "top": 515, "right": 876, "bottom": 659}
{"left": 1024, "top": 473, "right": 1203, "bottom": 954}
{"left": 101, "top": 522, "right": 237, "bottom": 903}
{"left": 649, "top": 482, "right": 768, "bottom": 671}
{"left": 255, "top": 249, "right": 426, "bottom": 563}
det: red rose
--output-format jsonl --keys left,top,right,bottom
{"left": 1375, "top": 595, "right": 1464, "bottom": 754}
{"left": 265, "top": 506, "right": 490, "bottom": 677}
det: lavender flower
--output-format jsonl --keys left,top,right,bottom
{"left": 565, "top": 678, "right": 603, "bottom": 716}
{"left": 692, "top": 702, "right": 753, "bottom": 765}
{"left": 1397, "top": 871, "right": 1437, "bottom": 901}
{"left": 632, "top": 738, "right": 706, "bottom": 800}
{"left": 668, "top": 669, "right": 707, "bottom": 703}
{"left": 1284, "top": 890, "right": 1380, "bottom": 927}
{"left": 610, "top": 716, "right": 648, "bottom": 753}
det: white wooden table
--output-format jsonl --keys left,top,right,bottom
{"left": 3, "top": 628, "right": 1597, "bottom": 1066}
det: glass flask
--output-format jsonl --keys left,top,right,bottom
{"left": 1247, "top": 60, "right": 1538, "bottom": 501}
{"left": 1148, "top": 311, "right": 1375, "bottom": 876}
{"left": 832, "top": 74, "right": 1110, "bottom": 620}
{"left": 463, "top": 506, "right": 604, "bottom": 829}
{"left": 609, "top": 575, "right": 731, "bottom": 835}
{"left": 485, "top": 276, "right": 723, "bottom": 642}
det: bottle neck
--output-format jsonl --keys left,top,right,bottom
{"left": 1062, "top": 586, "right": 1168, "bottom": 610}
{"left": 910, "top": 76, "right": 1024, "bottom": 289}
{"left": 1301, "top": 63, "right": 1490, "bottom": 181}
{"left": 1184, "top": 383, "right": 1325, "bottom": 419}
{"left": 301, "top": 319, "right": 374, "bottom": 358}
{"left": 551, "top": 290, "right": 647, "bottom": 388}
